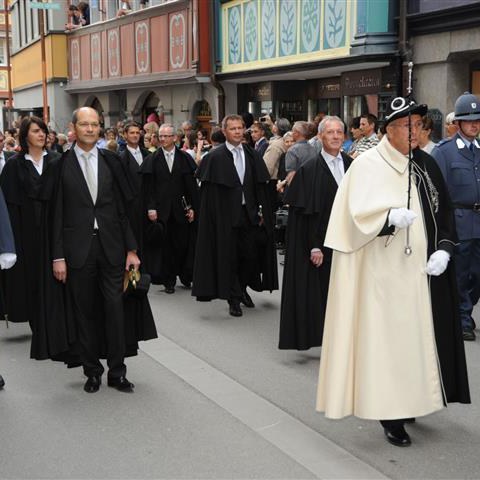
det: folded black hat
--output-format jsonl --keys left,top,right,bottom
{"left": 384, "top": 97, "right": 428, "bottom": 126}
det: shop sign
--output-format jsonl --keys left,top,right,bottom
{"left": 249, "top": 82, "right": 272, "bottom": 101}
{"left": 317, "top": 78, "right": 341, "bottom": 98}
{"left": 342, "top": 69, "right": 382, "bottom": 95}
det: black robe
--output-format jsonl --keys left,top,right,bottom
{"left": 412, "top": 149, "right": 470, "bottom": 404}
{"left": 279, "top": 152, "right": 352, "bottom": 350}
{"left": 140, "top": 148, "right": 198, "bottom": 286}
{"left": 192, "top": 143, "right": 278, "bottom": 301}
{"left": 0, "top": 151, "right": 77, "bottom": 361}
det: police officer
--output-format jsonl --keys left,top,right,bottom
{"left": 432, "top": 92, "right": 480, "bottom": 341}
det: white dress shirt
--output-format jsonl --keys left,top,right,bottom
{"left": 127, "top": 145, "right": 143, "bottom": 166}
{"left": 162, "top": 148, "right": 175, "bottom": 172}
{"left": 321, "top": 148, "right": 345, "bottom": 184}
{"left": 226, "top": 141, "right": 246, "bottom": 204}
{"left": 24, "top": 151, "right": 47, "bottom": 175}
{"left": 74, "top": 144, "right": 99, "bottom": 229}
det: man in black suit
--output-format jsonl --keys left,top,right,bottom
{"left": 141, "top": 123, "right": 198, "bottom": 293}
{"left": 52, "top": 107, "right": 140, "bottom": 393}
{"left": 118, "top": 121, "right": 150, "bottom": 244}
{"left": 192, "top": 114, "right": 278, "bottom": 317}
{"left": 279, "top": 116, "right": 352, "bottom": 350}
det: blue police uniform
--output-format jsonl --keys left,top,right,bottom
{"left": 432, "top": 133, "right": 480, "bottom": 330}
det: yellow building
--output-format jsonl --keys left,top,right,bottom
{"left": 10, "top": 0, "right": 74, "bottom": 132}
{"left": 0, "top": 1, "right": 12, "bottom": 131}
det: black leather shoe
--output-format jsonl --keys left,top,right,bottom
{"left": 384, "top": 426, "right": 411, "bottom": 447}
{"left": 240, "top": 290, "right": 255, "bottom": 308}
{"left": 165, "top": 286, "right": 175, "bottom": 294}
{"left": 228, "top": 302, "right": 243, "bottom": 317}
{"left": 463, "top": 328, "right": 476, "bottom": 341}
{"left": 84, "top": 376, "right": 101, "bottom": 393}
{"left": 0, "top": 374, "right": 5, "bottom": 389}
{"left": 107, "top": 376, "right": 134, "bottom": 392}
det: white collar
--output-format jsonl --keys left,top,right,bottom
{"left": 24, "top": 150, "right": 48, "bottom": 162}
{"left": 321, "top": 148, "right": 342, "bottom": 164}
{"left": 225, "top": 141, "right": 243, "bottom": 152}
{"left": 127, "top": 145, "right": 140, "bottom": 154}
{"left": 74, "top": 144, "right": 98, "bottom": 159}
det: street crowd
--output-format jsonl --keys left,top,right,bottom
{"left": 0, "top": 90, "right": 479, "bottom": 447}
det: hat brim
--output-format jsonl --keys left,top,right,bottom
{"left": 385, "top": 103, "right": 428, "bottom": 126}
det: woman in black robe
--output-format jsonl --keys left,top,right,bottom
{"left": 0, "top": 117, "right": 74, "bottom": 361}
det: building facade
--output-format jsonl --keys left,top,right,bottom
{"left": 216, "top": 0, "right": 400, "bottom": 126}
{"left": 65, "top": 0, "right": 218, "bottom": 131}
{"left": 10, "top": 0, "right": 74, "bottom": 132}
{"left": 408, "top": 0, "right": 480, "bottom": 139}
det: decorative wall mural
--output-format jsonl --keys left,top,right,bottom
{"left": 324, "top": 0, "right": 346, "bottom": 49}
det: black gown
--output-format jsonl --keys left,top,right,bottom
{"left": 192, "top": 143, "right": 278, "bottom": 301}
{"left": 0, "top": 151, "right": 76, "bottom": 361}
{"left": 412, "top": 149, "right": 470, "bottom": 403}
{"left": 279, "top": 153, "right": 351, "bottom": 350}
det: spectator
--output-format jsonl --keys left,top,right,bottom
{"left": 143, "top": 133, "right": 156, "bottom": 153}
{"left": 65, "top": 130, "right": 75, "bottom": 151}
{"left": 65, "top": 5, "right": 82, "bottom": 31}
{"left": 351, "top": 113, "right": 379, "bottom": 158}
{"left": 250, "top": 121, "right": 269, "bottom": 158}
{"left": 106, "top": 139, "right": 118, "bottom": 152}
{"left": 347, "top": 116, "right": 362, "bottom": 155}
{"left": 210, "top": 128, "right": 226, "bottom": 147}
{"left": 117, "top": 0, "right": 132, "bottom": 17}
{"left": 77, "top": 1, "right": 90, "bottom": 26}
{"left": 418, "top": 116, "right": 437, "bottom": 154}
{"left": 4, "top": 137, "right": 17, "bottom": 153}
{"left": 444, "top": 112, "right": 459, "bottom": 139}
{"left": 57, "top": 133, "right": 68, "bottom": 152}
{"left": 284, "top": 121, "right": 318, "bottom": 185}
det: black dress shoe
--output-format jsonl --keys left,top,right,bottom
{"left": 384, "top": 426, "right": 411, "bottom": 447}
{"left": 107, "top": 376, "right": 134, "bottom": 392}
{"left": 84, "top": 376, "right": 101, "bottom": 393}
{"left": 463, "top": 328, "right": 476, "bottom": 341}
{"left": 240, "top": 290, "right": 255, "bottom": 308}
{"left": 228, "top": 302, "right": 243, "bottom": 317}
{"left": 0, "top": 374, "right": 5, "bottom": 389}
{"left": 165, "top": 286, "right": 175, "bottom": 294}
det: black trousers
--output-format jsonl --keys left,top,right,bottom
{"left": 163, "top": 216, "right": 190, "bottom": 288}
{"left": 229, "top": 207, "right": 258, "bottom": 302}
{"left": 68, "top": 235, "right": 126, "bottom": 378}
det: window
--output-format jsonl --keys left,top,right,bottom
{"left": 0, "top": 39, "right": 5, "bottom": 65}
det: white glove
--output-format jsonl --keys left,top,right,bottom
{"left": 0, "top": 253, "right": 17, "bottom": 270}
{"left": 388, "top": 208, "right": 417, "bottom": 229}
{"left": 425, "top": 250, "right": 450, "bottom": 276}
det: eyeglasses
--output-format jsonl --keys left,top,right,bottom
{"left": 391, "top": 121, "right": 423, "bottom": 129}
{"left": 158, "top": 134, "right": 174, "bottom": 138}
{"left": 76, "top": 122, "right": 100, "bottom": 128}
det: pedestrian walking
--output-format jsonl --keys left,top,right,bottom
{"left": 52, "top": 107, "right": 156, "bottom": 393}
{"left": 316, "top": 98, "right": 470, "bottom": 446}
{"left": 279, "top": 116, "right": 352, "bottom": 350}
{"left": 192, "top": 114, "right": 278, "bottom": 317}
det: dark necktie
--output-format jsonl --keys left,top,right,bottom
{"left": 470, "top": 143, "right": 475, "bottom": 153}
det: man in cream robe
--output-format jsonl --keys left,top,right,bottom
{"left": 316, "top": 99, "right": 470, "bottom": 447}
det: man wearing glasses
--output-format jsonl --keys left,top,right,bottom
{"left": 52, "top": 107, "right": 152, "bottom": 393}
{"left": 141, "top": 123, "right": 198, "bottom": 293}
{"left": 316, "top": 98, "right": 469, "bottom": 447}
